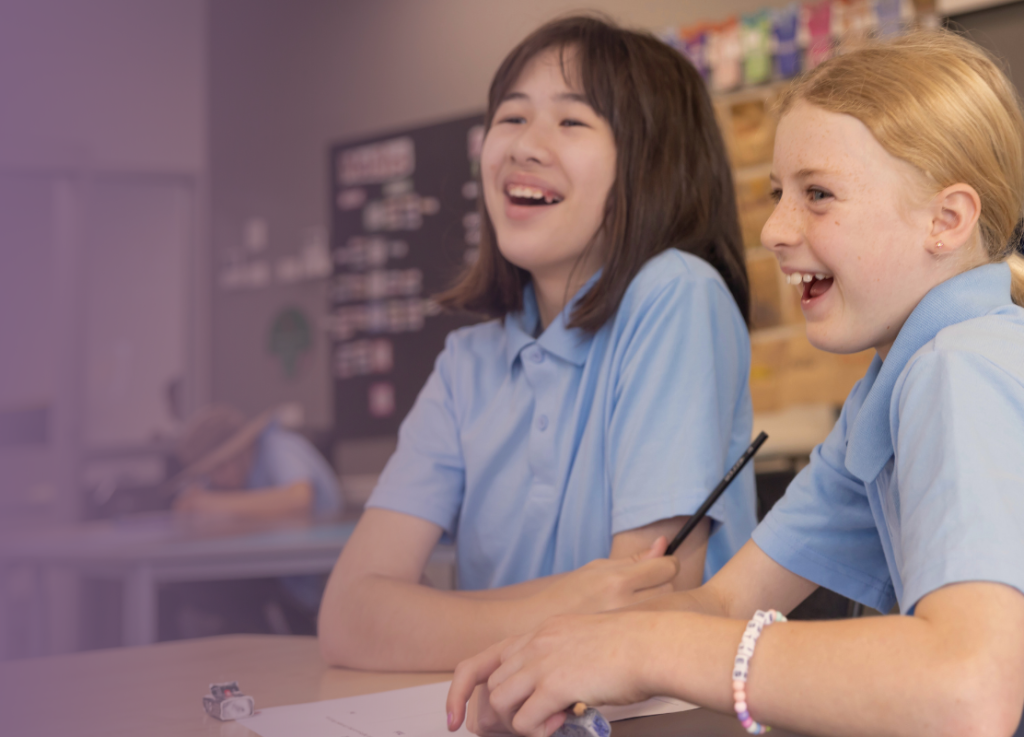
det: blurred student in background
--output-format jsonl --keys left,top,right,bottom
{"left": 162, "top": 404, "right": 341, "bottom": 638}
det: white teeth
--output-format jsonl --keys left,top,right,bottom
{"left": 786, "top": 271, "right": 831, "bottom": 287}
{"left": 507, "top": 184, "right": 561, "bottom": 203}
{"left": 508, "top": 184, "right": 545, "bottom": 199}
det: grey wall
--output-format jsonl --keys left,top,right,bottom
{"left": 0, "top": 0, "right": 206, "bottom": 173}
{"left": 952, "top": 0, "right": 1024, "bottom": 89}
{"left": 0, "top": 0, "right": 207, "bottom": 522}
{"left": 207, "top": 0, "right": 775, "bottom": 438}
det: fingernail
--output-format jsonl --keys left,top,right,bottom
{"left": 447, "top": 711, "right": 454, "bottom": 729}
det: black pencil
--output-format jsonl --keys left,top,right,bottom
{"left": 664, "top": 431, "right": 768, "bottom": 556}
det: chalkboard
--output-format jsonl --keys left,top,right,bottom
{"left": 329, "top": 113, "right": 486, "bottom": 438}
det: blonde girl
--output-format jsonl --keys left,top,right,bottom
{"left": 449, "top": 30, "right": 1024, "bottom": 737}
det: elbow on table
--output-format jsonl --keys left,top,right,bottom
{"left": 317, "top": 594, "right": 389, "bottom": 669}
{"left": 318, "top": 613, "right": 368, "bottom": 668}
{"left": 317, "top": 585, "right": 355, "bottom": 667}
{"left": 931, "top": 662, "right": 1024, "bottom": 737}
{"left": 934, "top": 700, "right": 1022, "bottom": 737}
{"left": 318, "top": 627, "right": 350, "bottom": 667}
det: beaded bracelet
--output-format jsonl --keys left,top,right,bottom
{"left": 731, "top": 609, "right": 786, "bottom": 734}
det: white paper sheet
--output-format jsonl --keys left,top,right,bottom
{"left": 237, "top": 681, "right": 697, "bottom": 737}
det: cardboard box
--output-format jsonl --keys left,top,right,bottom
{"left": 750, "top": 327, "right": 874, "bottom": 413}
{"left": 724, "top": 98, "right": 777, "bottom": 168}
{"left": 736, "top": 173, "right": 776, "bottom": 250}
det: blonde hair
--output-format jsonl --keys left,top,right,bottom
{"left": 778, "top": 30, "right": 1024, "bottom": 306}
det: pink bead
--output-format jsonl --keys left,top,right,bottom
{"left": 733, "top": 680, "right": 745, "bottom": 692}
{"left": 741, "top": 717, "right": 755, "bottom": 728}
{"left": 735, "top": 701, "right": 747, "bottom": 713}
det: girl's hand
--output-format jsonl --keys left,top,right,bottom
{"left": 533, "top": 537, "right": 678, "bottom": 615}
{"left": 448, "top": 612, "right": 660, "bottom": 737}
{"left": 465, "top": 683, "right": 514, "bottom": 737}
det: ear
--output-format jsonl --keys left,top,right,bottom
{"left": 926, "top": 183, "right": 981, "bottom": 256}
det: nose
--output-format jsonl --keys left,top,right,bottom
{"left": 761, "top": 191, "right": 802, "bottom": 255}
{"left": 509, "top": 119, "right": 552, "bottom": 166}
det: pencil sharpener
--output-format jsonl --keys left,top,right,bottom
{"left": 554, "top": 707, "right": 611, "bottom": 737}
{"left": 202, "top": 680, "right": 255, "bottom": 720}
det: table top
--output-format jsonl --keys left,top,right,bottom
{"left": 0, "top": 635, "right": 447, "bottom": 737}
{"left": 0, "top": 512, "right": 360, "bottom": 565}
{"left": 0, "top": 635, "right": 806, "bottom": 737}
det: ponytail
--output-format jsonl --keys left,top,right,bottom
{"left": 1008, "top": 252, "right": 1024, "bottom": 307}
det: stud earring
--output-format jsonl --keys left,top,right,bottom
{"left": 935, "top": 241, "right": 944, "bottom": 250}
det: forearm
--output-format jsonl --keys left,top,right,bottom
{"left": 320, "top": 573, "right": 571, "bottom": 671}
{"left": 634, "top": 539, "right": 818, "bottom": 618}
{"left": 452, "top": 572, "right": 568, "bottom": 601}
{"left": 180, "top": 481, "right": 313, "bottom": 518}
{"left": 646, "top": 610, "right": 1017, "bottom": 737}
{"left": 627, "top": 585, "right": 725, "bottom": 616}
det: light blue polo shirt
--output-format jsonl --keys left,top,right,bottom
{"left": 367, "top": 249, "right": 757, "bottom": 591}
{"left": 753, "top": 263, "right": 1024, "bottom": 614}
{"left": 248, "top": 421, "right": 342, "bottom": 517}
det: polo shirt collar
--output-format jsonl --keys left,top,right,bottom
{"left": 845, "top": 262, "right": 1012, "bottom": 482}
{"left": 505, "top": 271, "right": 601, "bottom": 369}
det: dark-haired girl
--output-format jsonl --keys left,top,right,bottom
{"left": 319, "top": 15, "right": 756, "bottom": 673}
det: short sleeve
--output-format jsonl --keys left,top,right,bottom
{"left": 365, "top": 334, "right": 466, "bottom": 535}
{"left": 893, "top": 349, "right": 1024, "bottom": 611}
{"left": 250, "top": 426, "right": 342, "bottom": 516}
{"left": 606, "top": 261, "right": 754, "bottom": 537}
{"left": 753, "top": 393, "right": 897, "bottom": 612}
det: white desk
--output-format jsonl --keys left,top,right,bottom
{"left": 0, "top": 512, "right": 454, "bottom": 654}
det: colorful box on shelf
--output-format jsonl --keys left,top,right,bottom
{"left": 661, "top": 0, "right": 920, "bottom": 93}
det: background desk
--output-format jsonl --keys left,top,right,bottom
{"left": 0, "top": 513, "right": 455, "bottom": 655}
{"left": 0, "top": 634, "right": 806, "bottom": 737}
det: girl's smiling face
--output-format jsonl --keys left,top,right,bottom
{"left": 481, "top": 48, "right": 616, "bottom": 318}
{"left": 762, "top": 101, "right": 943, "bottom": 358}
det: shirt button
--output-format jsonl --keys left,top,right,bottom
{"left": 537, "top": 415, "right": 549, "bottom": 431}
{"left": 529, "top": 349, "right": 544, "bottom": 363}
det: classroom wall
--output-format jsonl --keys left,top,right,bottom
{"left": 952, "top": 0, "right": 1024, "bottom": 85}
{"left": 0, "top": 0, "right": 207, "bottom": 523}
{"left": 207, "top": 0, "right": 776, "bottom": 442}
{"left": 0, "top": 0, "right": 207, "bottom": 173}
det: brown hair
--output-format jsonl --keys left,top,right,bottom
{"left": 437, "top": 15, "right": 749, "bottom": 329}
{"left": 777, "top": 29, "right": 1024, "bottom": 305}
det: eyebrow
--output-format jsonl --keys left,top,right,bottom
{"left": 769, "top": 167, "right": 833, "bottom": 183}
{"left": 499, "top": 91, "right": 590, "bottom": 104}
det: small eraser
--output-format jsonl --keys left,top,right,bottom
{"left": 554, "top": 707, "right": 611, "bottom": 737}
{"left": 203, "top": 681, "right": 255, "bottom": 721}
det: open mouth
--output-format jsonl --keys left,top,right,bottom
{"left": 786, "top": 271, "right": 834, "bottom": 302}
{"left": 506, "top": 183, "right": 563, "bottom": 206}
